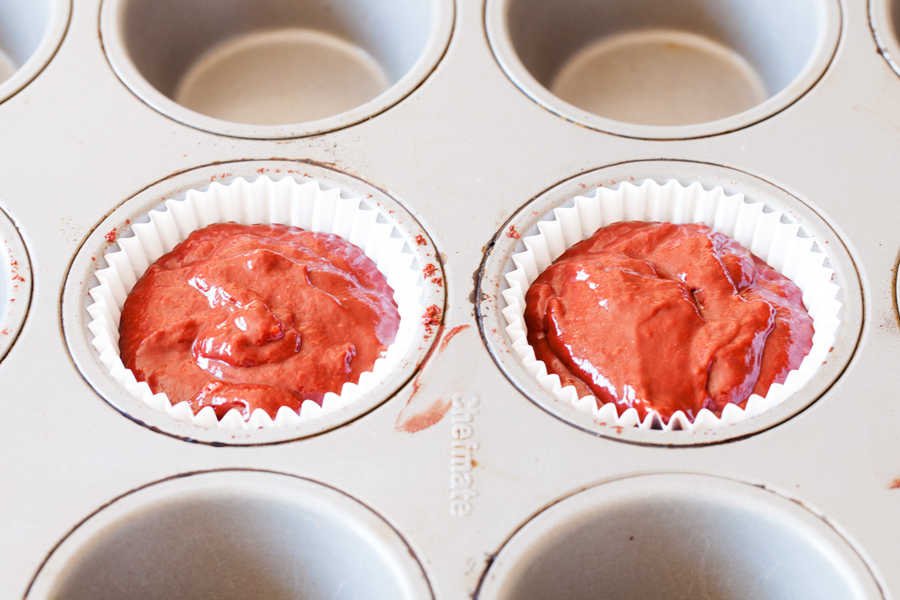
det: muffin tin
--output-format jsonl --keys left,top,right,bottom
{"left": 4, "top": 0, "right": 900, "bottom": 598}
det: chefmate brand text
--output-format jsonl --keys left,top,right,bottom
{"left": 449, "top": 392, "right": 479, "bottom": 516}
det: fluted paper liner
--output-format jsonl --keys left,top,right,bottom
{"left": 500, "top": 180, "right": 841, "bottom": 432}
{"left": 86, "top": 176, "right": 424, "bottom": 430}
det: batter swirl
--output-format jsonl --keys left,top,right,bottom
{"left": 524, "top": 221, "right": 813, "bottom": 422}
{"left": 119, "top": 223, "right": 399, "bottom": 420}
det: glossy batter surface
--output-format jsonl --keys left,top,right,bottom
{"left": 524, "top": 222, "right": 814, "bottom": 422}
{"left": 119, "top": 223, "right": 400, "bottom": 419}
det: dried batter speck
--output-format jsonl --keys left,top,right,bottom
{"left": 422, "top": 305, "right": 441, "bottom": 334}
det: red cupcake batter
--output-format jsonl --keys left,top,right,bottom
{"left": 524, "top": 222, "right": 814, "bottom": 422}
{"left": 119, "top": 223, "right": 400, "bottom": 420}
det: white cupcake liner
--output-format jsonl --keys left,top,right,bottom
{"left": 500, "top": 179, "right": 841, "bottom": 432}
{"left": 86, "top": 175, "right": 424, "bottom": 430}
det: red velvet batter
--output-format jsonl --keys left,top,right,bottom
{"left": 524, "top": 222, "right": 814, "bottom": 422}
{"left": 119, "top": 223, "right": 400, "bottom": 420}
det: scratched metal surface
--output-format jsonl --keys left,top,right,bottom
{"left": 3, "top": 0, "right": 900, "bottom": 598}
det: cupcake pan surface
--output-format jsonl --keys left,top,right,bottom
{"left": 4, "top": 0, "right": 900, "bottom": 598}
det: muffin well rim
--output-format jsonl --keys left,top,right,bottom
{"left": 0, "top": 0, "right": 72, "bottom": 106}
{"left": 0, "top": 204, "right": 33, "bottom": 364}
{"left": 61, "top": 159, "right": 447, "bottom": 446}
{"left": 869, "top": 0, "right": 900, "bottom": 79}
{"left": 474, "top": 472, "right": 885, "bottom": 599}
{"left": 98, "top": 0, "right": 456, "bottom": 140}
{"left": 475, "top": 159, "right": 864, "bottom": 447}
{"left": 484, "top": 0, "right": 842, "bottom": 140}
{"left": 26, "top": 468, "right": 435, "bottom": 600}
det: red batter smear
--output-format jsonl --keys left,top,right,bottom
{"left": 119, "top": 223, "right": 400, "bottom": 420}
{"left": 396, "top": 398, "right": 452, "bottom": 433}
{"left": 440, "top": 324, "right": 470, "bottom": 352}
{"left": 524, "top": 222, "right": 813, "bottom": 422}
{"left": 395, "top": 324, "right": 469, "bottom": 433}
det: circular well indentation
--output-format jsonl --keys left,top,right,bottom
{"left": 101, "top": 0, "right": 454, "bottom": 138}
{"left": 486, "top": 0, "right": 840, "bottom": 139}
{"left": 870, "top": 0, "right": 900, "bottom": 77}
{"left": 28, "top": 470, "right": 433, "bottom": 600}
{"left": 477, "top": 474, "right": 882, "bottom": 599}
{"left": 477, "top": 160, "right": 863, "bottom": 445}
{"left": 61, "top": 160, "right": 445, "bottom": 445}
{"left": 0, "top": 0, "right": 71, "bottom": 104}
{"left": 0, "top": 205, "right": 32, "bottom": 362}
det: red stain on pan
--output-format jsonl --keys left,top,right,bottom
{"left": 395, "top": 397, "right": 452, "bottom": 433}
{"left": 395, "top": 323, "right": 469, "bottom": 433}
{"left": 440, "top": 325, "right": 470, "bottom": 352}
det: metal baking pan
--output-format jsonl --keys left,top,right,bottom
{"left": 3, "top": 0, "right": 899, "bottom": 597}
